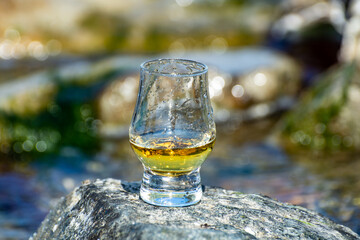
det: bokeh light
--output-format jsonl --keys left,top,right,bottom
{"left": 1, "top": 0, "right": 360, "bottom": 238}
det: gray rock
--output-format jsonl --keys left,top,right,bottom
{"left": 31, "top": 178, "right": 359, "bottom": 240}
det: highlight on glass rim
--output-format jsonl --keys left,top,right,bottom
{"left": 0, "top": 0, "right": 360, "bottom": 238}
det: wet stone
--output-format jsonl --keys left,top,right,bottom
{"left": 31, "top": 178, "right": 359, "bottom": 240}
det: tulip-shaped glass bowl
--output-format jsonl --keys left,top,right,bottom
{"left": 129, "top": 59, "right": 216, "bottom": 207}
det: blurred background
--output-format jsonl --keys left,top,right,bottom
{"left": 0, "top": 0, "right": 360, "bottom": 239}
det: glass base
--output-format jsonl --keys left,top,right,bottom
{"left": 140, "top": 168, "right": 202, "bottom": 207}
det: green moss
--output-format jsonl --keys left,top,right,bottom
{"left": 0, "top": 64, "right": 125, "bottom": 159}
{"left": 280, "top": 63, "right": 357, "bottom": 151}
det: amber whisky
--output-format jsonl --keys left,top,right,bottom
{"left": 130, "top": 138, "right": 215, "bottom": 176}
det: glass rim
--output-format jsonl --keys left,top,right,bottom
{"left": 140, "top": 58, "right": 208, "bottom": 77}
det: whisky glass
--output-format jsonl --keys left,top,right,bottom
{"left": 129, "top": 59, "right": 216, "bottom": 207}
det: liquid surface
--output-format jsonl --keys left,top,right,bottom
{"left": 130, "top": 139, "right": 215, "bottom": 176}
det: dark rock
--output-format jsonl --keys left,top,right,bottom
{"left": 31, "top": 178, "right": 359, "bottom": 240}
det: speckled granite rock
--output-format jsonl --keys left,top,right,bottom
{"left": 31, "top": 178, "right": 360, "bottom": 240}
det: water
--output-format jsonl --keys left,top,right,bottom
{"left": 0, "top": 51, "right": 359, "bottom": 238}
{"left": 1, "top": 117, "right": 360, "bottom": 239}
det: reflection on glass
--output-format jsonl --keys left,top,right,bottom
{"left": 129, "top": 59, "right": 216, "bottom": 207}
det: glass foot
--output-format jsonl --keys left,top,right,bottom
{"left": 140, "top": 168, "right": 202, "bottom": 207}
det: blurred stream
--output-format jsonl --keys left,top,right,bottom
{"left": 0, "top": 52, "right": 359, "bottom": 239}
{"left": 2, "top": 114, "right": 360, "bottom": 239}
{"left": 0, "top": 1, "right": 359, "bottom": 239}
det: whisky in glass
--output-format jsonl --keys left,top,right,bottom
{"left": 129, "top": 59, "right": 216, "bottom": 207}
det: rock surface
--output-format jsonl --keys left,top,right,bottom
{"left": 31, "top": 178, "right": 359, "bottom": 240}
